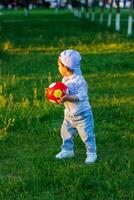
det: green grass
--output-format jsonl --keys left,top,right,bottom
{"left": 0, "top": 8, "right": 134, "bottom": 200}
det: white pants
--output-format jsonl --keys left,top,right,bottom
{"left": 60, "top": 109, "right": 97, "bottom": 153}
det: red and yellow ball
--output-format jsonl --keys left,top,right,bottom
{"left": 46, "top": 82, "right": 68, "bottom": 104}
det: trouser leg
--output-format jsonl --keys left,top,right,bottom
{"left": 61, "top": 118, "right": 77, "bottom": 151}
{"left": 75, "top": 110, "right": 97, "bottom": 153}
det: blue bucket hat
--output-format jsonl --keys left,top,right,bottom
{"left": 59, "top": 49, "right": 82, "bottom": 75}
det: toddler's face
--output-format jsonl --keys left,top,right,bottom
{"left": 58, "top": 59, "right": 68, "bottom": 77}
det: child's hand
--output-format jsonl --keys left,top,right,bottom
{"left": 57, "top": 95, "right": 79, "bottom": 104}
{"left": 56, "top": 95, "right": 69, "bottom": 104}
{"left": 60, "top": 95, "right": 69, "bottom": 103}
{"left": 60, "top": 95, "right": 79, "bottom": 103}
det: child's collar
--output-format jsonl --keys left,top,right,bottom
{"left": 64, "top": 73, "right": 77, "bottom": 80}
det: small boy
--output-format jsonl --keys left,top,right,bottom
{"left": 56, "top": 49, "right": 97, "bottom": 164}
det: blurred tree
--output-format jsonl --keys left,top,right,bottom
{"left": 115, "top": 0, "right": 120, "bottom": 31}
{"left": 85, "top": 0, "right": 90, "bottom": 18}
{"left": 108, "top": 0, "right": 113, "bottom": 27}
{"left": 99, "top": 0, "right": 106, "bottom": 24}
{"left": 127, "top": 0, "right": 133, "bottom": 35}
{"left": 24, "top": 0, "right": 29, "bottom": 16}
{"left": 91, "top": 0, "right": 96, "bottom": 22}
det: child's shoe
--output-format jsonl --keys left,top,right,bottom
{"left": 55, "top": 150, "right": 74, "bottom": 159}
{"left": 85, "top": 152, "right": 97, "bottom": 164}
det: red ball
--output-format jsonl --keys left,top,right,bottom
{"left": 46, "top": 82, "right": 68, "bottom": 104}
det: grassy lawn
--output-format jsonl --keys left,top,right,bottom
{"left": 0, "top": 8, "right": 134, "bottom": 200}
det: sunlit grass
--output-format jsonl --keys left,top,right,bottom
{"left": 2, "top": 41, "right": 134, "bottom": 54}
